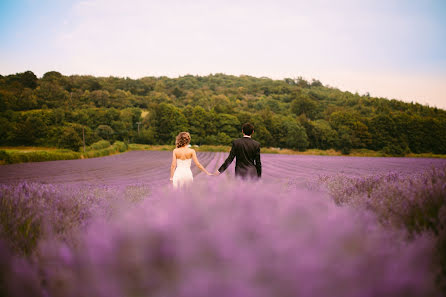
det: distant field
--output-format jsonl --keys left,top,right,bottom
{"left": 2, "top": 144, "right": 445, "bottom": 165}
{"left": 0, "top": 141, "right": 126, "bottom": 164}
{"left": 129, "top": 144, "right": 446, "bottom": 158}
{"left": 0, "top": 146, "right": 69, "bottom": 152}
{"left": 0, "top": 147, "right": 81, "bottom": 165}
{"left": 2, "top": 150, "right": 445, "bottom": 186}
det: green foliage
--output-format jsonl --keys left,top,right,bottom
{"left": 58, "top": 126, "right": 83, "bottom": 151}
{"left": 88, "top": 140, "right": 111, "bottom": 151}
{"left": 0, "top": 149, "right": 80, "bottom": 164}
{"left": 253, "top": 125, "right": 274, "bottom": 147}
{"left": 113, "top": 141, "right": 127, "bottom": 152}
{"left": 83, "top": 141, "right": 128, "bottom": 158}
{"left": 134, "top": 128, "right": 156, "bottom": 144}
{"left": 186, "top": 106, "right": 213, "bottom": 144}
{"left": 95, "top": 125, "right": 114, "bottom": 141}
{"left": 336, "top": 126, "right": 353, "bottom": 155}
{"left": 149, "top": 103, "right": 188, "bottom": 144}
{"left": 0, "top": 71, "right": 445, "bottom": 155}
{"left": 382, "top": 143, "right": 410, "bottom": 157}
{"left": 216, "top": 132, "right": 233, "bottom": 145}
{"left": 304, "top": 119, "right": 338, "bottom": 150}
{"left": 215, "top": 113, "right": 240, "bottom": 138}
{"left": 290, "top": 93, "right": 319, "bottom": 119}
{"left": 285, "top": 120, "right": 309, "bottom": 151}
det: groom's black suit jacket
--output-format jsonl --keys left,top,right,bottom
{"left": 218, "top": 136, "right": 261, "bottom": 179}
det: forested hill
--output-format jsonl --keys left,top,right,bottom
{"left": 1, "top": 71, "right": 445, "bottom": 155}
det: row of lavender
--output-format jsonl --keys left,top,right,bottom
{"left": 3, "top": 150, "right": 442, "bottom": 186}
{"left": 1, "top": 152, "right": 445, "bottom": 296}
{"left": 313, "top": 167, "right": 446, "bottom": 293}
{"left": 0, "top": 151, "right": 224, "bottom": 186}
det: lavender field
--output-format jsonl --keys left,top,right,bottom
{"left": 1, "top": 150, "right": 444, "bottom": 185}
{"left": 1, "top": 151, "right": 446, "bottom": 297}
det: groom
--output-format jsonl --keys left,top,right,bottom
{"left": 214, "top": 123, "right": 262, "bottom": 179}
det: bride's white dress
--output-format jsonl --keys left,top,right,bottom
{"left": 172, "top": 158, "right": 193, "bottom": 189}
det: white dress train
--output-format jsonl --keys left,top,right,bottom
{"left": 172, "top": 158, "right": 193, "bottom": 189}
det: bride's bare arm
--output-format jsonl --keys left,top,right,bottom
{"left": 170, "top": 150, "right": 177, "bottom": 180}
{"left": 192, "top": 150, "right": 212, "bottom": 175}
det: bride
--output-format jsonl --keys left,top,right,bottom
{"left": 170, "top": 132, "right": 212, "bottom": 188}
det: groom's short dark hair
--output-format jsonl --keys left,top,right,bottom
{"left": 242, "top": 123, "right": 254, "bottom": 136}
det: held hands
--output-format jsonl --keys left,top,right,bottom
{"left": 171, "top": 172, "right": 218, "bottom": 178}
{"left": 206, "top": 171, "right": 214, "bottom": 176}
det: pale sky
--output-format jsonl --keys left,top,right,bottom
{"left": 1, "top": 0, "right": 445, "bottom": 108}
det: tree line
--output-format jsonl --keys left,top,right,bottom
{"left": 1, "top": 71, "right": 445, "bottom": 155}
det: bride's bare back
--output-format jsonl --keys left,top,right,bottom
{"left": 174, "top": 147, "right": 194, "bottom": 160}
{"left": 170, "top": 146, "right": 212, "bottom": 182}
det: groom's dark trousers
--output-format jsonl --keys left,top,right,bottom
{"left": 218, "top": 136, "right": 261, "bottom": 179}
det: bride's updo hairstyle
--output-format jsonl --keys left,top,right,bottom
{"left": 176, "top": 132, "right": 191, "bottom": 148}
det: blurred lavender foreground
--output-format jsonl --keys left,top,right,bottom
{"left": 0, "top": 152, "right": 445, "bottom": 296}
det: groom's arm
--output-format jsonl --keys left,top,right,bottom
{"left": 255, "top": 144, "right": 261, "bottom": 177}
{"left": 218, "top": 141, "right": 236, "bottom": 174}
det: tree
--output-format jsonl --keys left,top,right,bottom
{"left": 68, "top": 123, "right": 96, "bottom": 145}
{"left": 11, "top": 113, "right": 47, "bottom": 145}
{"left": 215, "top": 113, "right": 240, "bottom": 139}
{"left": 251, "top": 124, "right": 273, "bottom": 147}
{"left": 58, "top": 126, "right": 82, "bottom": 151}
{"left": 336, "top": 126, "right": 353, "bottom": 154}
{"left": 35, "top": 80, "right": 69, "bottom": 108}
{"left": 91, "top": 90, "right": 110, "bottom": 107}
{"left": 212, "top": 94, "right": 232, "bottom": 113}
{"left": 17, "top": 88, "right": 38, "bottom": 110}
{"left": 172, "top": 87, "right": 184, "bottom": 98}
{"left": 305, "top": 120, "right": 337, "bottom": 149}
{"left": 290, "top": 94, "right": 319, "bottom": 119}
{"left": 42, "top": 71, "right": 64, "bottom": 82}
{"left": 368, "top": 114, "right": 397, "bottom": 151}
{"left": 187, "top": 106, "right": 214, "bottom": 144}
{"left": 269, "top": 115, "right": 290, "bottom": 148}
{"left": 295, "top": 77, "right": 310, "bottom": 88}
{"left": 24, "top": 114, "right": 47, "bottom": 145}
{"left": 118, "top": 108, "right": 141, "bottom": 142}
{"left": 96, "top": 125, "right": 114, "bottom": 141}
{"left": 1, "top": 71, "right": 445, "bottom": 152}
{"left": 0, "top": 117, "right": 12, "bottom": 145}
{"left": 310, "top": 79, "right": 323, "bottom": 87}
{"left": 216, "top": 132, "right": 232, "bottom": 145}
{"left": 285, "top": 120, "right": 309, "bottom": 151}
{"left": 329, "top": 111, "right": 371, "bottom": 149}
{"left": 382, "top": 142, "right": 409, "bottom": 156}
{"left": 135, "top": 128, "right": 156, "bottom": 144}
{"left": 17, "top": 71, "right": 38, "bottom": 89}
{"left": 149, "top": 103, "right": 188, "bottom": 144}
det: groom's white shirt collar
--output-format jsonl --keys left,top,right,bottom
{"left": 243, "top": 135, "right": 251, "bottom": 138}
